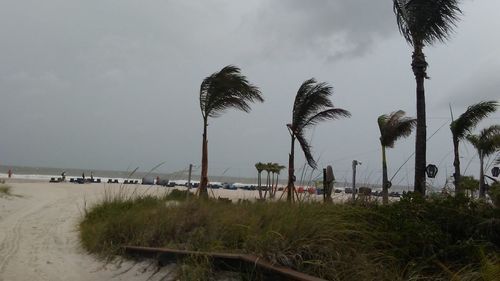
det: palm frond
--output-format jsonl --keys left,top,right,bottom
{"left": 295, "top": 132, "right": 316, "bottom": 170}
{"left": 379, "top": 110, "right": 416, "bottom": 148}
{"left": 303, "top": 108, "right": 351, "bottom": 129}
{"left": 200, "top": 65, "right": 263, "bottom": 119}
{"left": 467, "top": 125, "right": 500, "bottom": 157}
{"left": 450, "top": 101, "right": 498, "bottom": 139}
{"left": 292, "top": 79, "right": 335, "bottom": 131}
{"left": 289, "top": 78, "right": 350, "bottom": 169}
{"left": 393, "top": 0, "right": 462, "bottom": 46}
{"left": 291, "top": 79, "right": 350, "bottom": 131}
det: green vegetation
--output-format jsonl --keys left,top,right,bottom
{"left": 80, "top": 191, "right": 499, "bottom": 280}
{"left": 489, "top": 182, "right": 500, "bottom": 208}
{"left": 0, "top": 184, "right": 12, "bottom": 196}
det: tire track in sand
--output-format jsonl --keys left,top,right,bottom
{"left": 0, "top": 193, "right": 67, "bottom": 280}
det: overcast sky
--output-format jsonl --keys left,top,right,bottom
{"left": 1, "top": 0, "right": 499, "bottom": 187}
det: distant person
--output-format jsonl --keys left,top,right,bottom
{"left": 8, "top": 169, "right": 12, "bottom": 178}
{"left": 82, "top": 172, "right": 85, "bottom": 180}
{"left": 61, "top": 171, "right": 66, "bottom": 181}
{"left": 90, "top": 172, "right": 94, "bottom": 181}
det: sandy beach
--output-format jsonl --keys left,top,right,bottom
{"left": 0, "top": 181, "right": 177, "bottom": 281}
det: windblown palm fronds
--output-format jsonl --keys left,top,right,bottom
{"left": 451, "top": 101, "right": 498, "bottom": 139}
{"left": 378, "top": 110, "right": 416, "bottom": 148}
{"left": 393, "top": 0, "right": 462, "bottom": 46}
{"left": 288, "top": 79, "right": 350, "bottom": 169}
{"left": 200, "top": 65, "right": 263, "bottom": 119}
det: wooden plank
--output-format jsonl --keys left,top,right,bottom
{"left": 123, "top": 246, "right": 327, "bottom": 281}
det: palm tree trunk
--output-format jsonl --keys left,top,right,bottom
{"left": 287, "top": 136, "right": 295, "bottom": 202}
{"left": 199, "top": 118, "right": 209, "bottom": 198}
{"left": 273, "top": 174, "right": 279, "bottom": 198}
{"left": 452, "top": 135, "right": 461, "bottom": 194}
{"left": 479, "top": 153, "right": 485, "bottom": 198}
{"left": 412, "top": 43, "right": 428, "bottom": 195}
{"left": 382, "top": 145, "right": 389, "bottom": 205}
{"left": 264, "top": 171, "right": 270, "bottom": 199}
{"left": 258, "top": 171, "right": 262, "bottom": 199}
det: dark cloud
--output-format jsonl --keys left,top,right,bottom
{"left": 250, "top": 0, "right": 398, "bottom": 61}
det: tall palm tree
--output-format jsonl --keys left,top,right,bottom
{"left": 199, "top": 65, "right": 263, "bottom": 197}
{"left": 378, "top": 110, "right": 416, "bottom": 204}
{"left": 466, "top": 125, "right": 500, "bottom": 198}
{"left": 286, "top": 78, "right": 350, "bottom": 202}
{"left": 450, "top": 101, "right": 498, "bottom": 193}
{"left": 255, "top": 162, "right": 265, "bottom": 199}
{"left": 393, "top": 0, "right": 461, "bottom": 195}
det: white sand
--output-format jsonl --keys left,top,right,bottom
{"left": 0, "top": 181, "right": 175, "bottom": 281}
{"left": 0, "top": 180, "right": 373, "bottom": 280}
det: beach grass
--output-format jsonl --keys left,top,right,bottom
{"left": 79, "top": 190, "right": 499, "bottom": 280}
{"left": 0, "top": 184, "right": 12, "bottom": 196}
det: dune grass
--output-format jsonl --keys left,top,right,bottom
{"left": 80, "top": 190, "right": 499, "bottom": 280}
{"left": 0, "top": 184, "right": 12, "bottom": 197}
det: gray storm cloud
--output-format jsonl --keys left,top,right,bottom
{"left": 251, "top": 0, "right": 397, "bottom": 61}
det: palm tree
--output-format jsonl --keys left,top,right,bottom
{"left": 270, "top": 163, "right": 286, "bottom": 198}
{"left": 450, "top": 101, "right": 498, "bottom": 193}
{"left": 286, "top": 79, "right": 350, "bottom": 202}
{"left": 255, "top": 162, "right": 265, "bottom": 199}
{"left": 466, "top": 125, "right": 500, "bottom": 198}
{"left": 263, "top": 162, "right": 273, "bottom": 199}
{"left": 378, "top": 110, "right": 416, "bottom": 204}
{"left": 393, "top": 0, "right": 461, "bottom": 195}
{"left": 199, "top": 65, "right": 263, "bottom": 197}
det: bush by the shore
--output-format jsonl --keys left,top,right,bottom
{"left": 80, "top": 191, "right": 499, "bottom": 280}
{"left": 0, "top": 184, "right": 12, "bottom": 196}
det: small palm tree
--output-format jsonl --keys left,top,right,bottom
{"left": 270, "top": 164, "right": 286, "bottom": 198}
{"left": 286, "top": 79, "right": 350, "bottom": 202}
{"left": 378, "top": 110, "right": 416, "bottom": 204}
{"left": 450, "top": 101, "right": 498, "bottom": 193}
{"left": 199, "top": 65, "right": 263, "bottom": 197}
{"left": 393, "top": 0, "right": 461, "bottom": 194}
{"left": 466, "top": 125, "right": 500, "bottom": 198}
{"left": 263, "top": 162, "right": 273, "bottom": 199}
{"left": 255, "top": 162, "right": 265, "bottom": 199}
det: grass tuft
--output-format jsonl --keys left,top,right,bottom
{"left": 0, "top": 184, "right": 12, "bottom": 197}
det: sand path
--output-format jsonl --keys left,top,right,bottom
{"left": 0, "top": 182, "right": 174, "bottom": 281}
